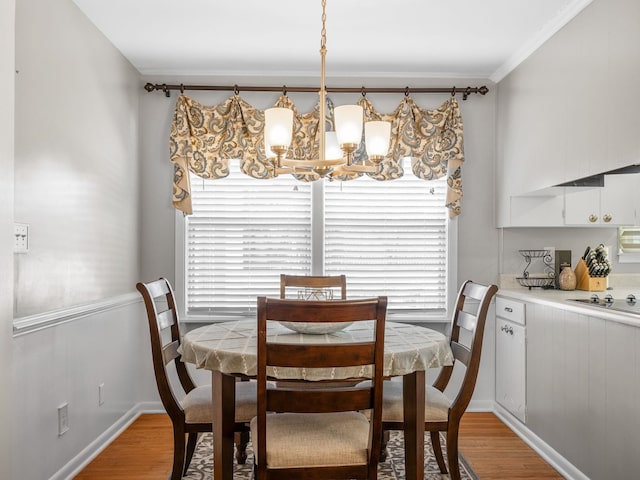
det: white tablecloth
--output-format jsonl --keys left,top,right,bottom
{"left": 179, "top": 319, "right": 453, "bottom": 381}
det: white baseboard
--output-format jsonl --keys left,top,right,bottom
{"left": 493, "top": 403, "right": 589, "bottom": 480}
{"left": 466, "top": 399, "right": 495, "bottom": 412}
{"left": 137, "top": 401, "right": 166, "bottom": 414}
{"left": 50, "top": 401, "right": 164, "bottom": 480}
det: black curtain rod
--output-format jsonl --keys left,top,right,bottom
{"left": 143, "top": 82, "right": 489, "bottom": 100}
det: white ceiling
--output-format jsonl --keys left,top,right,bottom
{"left": 72, "top": 0, "right": 592, "bottom": 82}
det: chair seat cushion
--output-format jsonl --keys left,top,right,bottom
{"left": 250, "top": 411, "right": 370, "bottom": 468}
{"left": 381, "top": 379, "right": 450, "bottom": 423}
{"left": 182, "top": 381, "right": 257, "bottom": 424}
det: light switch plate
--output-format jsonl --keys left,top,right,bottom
{"left": 14, "top": 223, "right": 29, "bottom": 253}
{"left": 58, "top": 403, "right": 69, "bottom": 436}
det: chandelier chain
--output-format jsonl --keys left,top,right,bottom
{"left": 319, "top": 0, "right": 327, "bottom": 164}
{"left": 260, "top": 0, "right": 395, "bottom": 177}
{"left": 321, "top": 0, "right": 327, "bottom": 51}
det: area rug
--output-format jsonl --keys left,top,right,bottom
{"left": 183, "top": 431, "right": 478, "bottom": 479}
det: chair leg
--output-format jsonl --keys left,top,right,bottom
{"left": 446, "top": 425, "right": 461, "bottom": 480}
{"left": 235, "top": 430, "right": 250, "bottom": 464}
{"left": 183, "top": 432, "right": 199, "bottom": 476}
{"left": 379, "top": 430, "right": 390, "bottom": 462}
{"left": 171, "top": 427, "right": 186, "bottom": 480}
{"left": 430, "top": 431, "right": 448, "bottom": 474}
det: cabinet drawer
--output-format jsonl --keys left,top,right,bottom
{"left": 496, "top": 297, "right": 526, "bottom": 325}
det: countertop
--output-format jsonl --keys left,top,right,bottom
{"left": 497, "top": 274, "right": 640, "bottom": 328}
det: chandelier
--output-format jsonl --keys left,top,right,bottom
{"left": 263, "top": 0, "right": 392, "bottom": 179}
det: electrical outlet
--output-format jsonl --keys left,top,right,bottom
{"left": 14, "top": 223, "right": 29, "bottom": 253}
{"left": 58, "top": 403, "right": 69, "bottom": 436}
{"left": 98, "top": 383, "right": 105, "bottom": 406}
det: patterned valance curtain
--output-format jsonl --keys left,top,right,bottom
{"left": 169, "top": 93, "right": 465, "bottom": 218}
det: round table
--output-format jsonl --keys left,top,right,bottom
{"left": 179, "top": 319, "right": 453, "bottom": 480}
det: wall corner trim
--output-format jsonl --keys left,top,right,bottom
{"left": 12, "top": 292, "right": 141, "bottom": 337}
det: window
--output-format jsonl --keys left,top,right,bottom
{"left": 178, "top": 159, "right": 455, "bottom": 321}
{"left": 618, "top": 226, "right": 640, "bottom": 263}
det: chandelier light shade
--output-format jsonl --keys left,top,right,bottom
{"left": 264, "top": 0, "right": 391, "bottom": 179}
{"left": 334, "top": 104, "right": 364, "bottom": 147}
{"left": 365, "top": 121, "right": 392, "bottom": 162}
{"left": 324, "top": 132, "right": 343, "bottom": 160}
{"left": 264, "top": 107, "right": 293, "bottom": 156}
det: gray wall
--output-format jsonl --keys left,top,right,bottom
{"left": 14, "top": 0, "right": 141, "bottom": 317}
{"left": 12, "top": 301, "right": 155, "bottom": 480}
{"left": 1, "top": 0, "right": 16, "bottom": 477}
{"left": 11, "top": 0, "right": 158, "bottom": 478}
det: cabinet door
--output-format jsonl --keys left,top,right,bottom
{"left": 564, "top": 175, "right": 638, "bottom": 225}
{"left": 509, "top": 195, "right": 565, "bottom": 227}
{"left": 495, "top": 318, "right": 526, "bottom": 423}
{"left": 564, "top": 187, "right": 601, "bottom": 225}
{"left": 600, "top": 174, "right": 637, "bottom": 225}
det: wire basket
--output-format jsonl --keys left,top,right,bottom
{"left": 516, "top": 277, "right": 555, "bottom": 290}
{"left": 518, "top": 249, "right": 555, "bottom": 288}
{"left": 518, "top": 249, "right": 550, "bottom": 259}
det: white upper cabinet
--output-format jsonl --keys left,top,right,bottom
{"left": 495, "top": 0, "right": 640, "bottom": 227}
{"left": 563, "top": 187, "right": 601, "bottom": 225}
{"left": 564, "top": 174, "right": 637, "bottom": 226}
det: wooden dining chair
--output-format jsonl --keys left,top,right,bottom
{"left": 136, "top": 278, "right": 257, "bottom": 480}
{"left": 278, "top": 273, "right": 351, "bottom": 387}
{"left": 280, "top": 273, "right": 347, "bottom": 300}
{"left": 379, "top": 280, "right": 498, "bottom": 480}
{"left": 251, "top": 296, "right": 387, "bottom": 480}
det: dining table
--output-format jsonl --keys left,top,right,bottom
{"left": 179, "top": 318, "right": 454, "bottom": 480}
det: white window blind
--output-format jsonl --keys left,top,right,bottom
{"left": 184, "top": 160, "right": 449, "bottom": 318}
{"left": 324, "top": 170, "right": 447, "bottom": 314}
{"left": 186, "top": 167, "right": 311, "bottom": 315}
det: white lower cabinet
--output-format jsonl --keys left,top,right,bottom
{"left": 502, "top": 297, "right": 640, "bottom": 480}
{"left": 495, "top": 297, "right": 526, "bottom": 423}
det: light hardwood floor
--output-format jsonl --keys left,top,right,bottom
{"left": 74, "top": 412, "right": 563, "bottom": 479}
{"left": 459, "top": 413, "right": 563, "bottom": 479}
